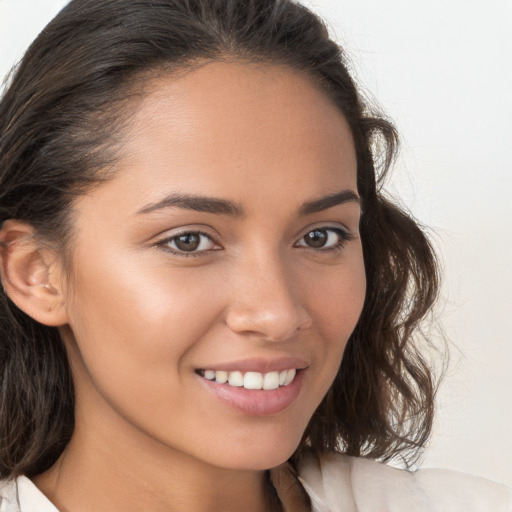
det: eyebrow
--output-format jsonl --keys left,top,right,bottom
{"left": 298, "top": 190, "right": 360, "bottom": 215}
{"left": 137, "top": 193, "right": 245, "bottom": 216}
{"left": 137, "top": 189, "right": 360, "bottom": 216}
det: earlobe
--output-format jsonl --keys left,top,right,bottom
{"left": 0, "top": 220, "right": 68, "bottom": 327}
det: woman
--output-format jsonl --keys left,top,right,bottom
{"left": 0, "top": 0, "right": 510, "bottom": 510}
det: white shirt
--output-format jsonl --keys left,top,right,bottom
{"left": 1, "top": 453, "right": 511, "bottom": 511}
{"left": 297, "top": 452, "right": 512, "bottom": 511}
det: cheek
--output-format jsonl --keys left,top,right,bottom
{"left": 307, "top": 251, "right": 366, "bottom": 348}
{"left": 68, "top": 242, "right": 222, "bottom": 335}
{"left": 63, "top": 257, "right": 235, "bottom": 460}
{"left": 296, "top": 246, "right": 366, "bottom": 399}
{"left": 64, "top": 249, "right": 226, "bottom": 401}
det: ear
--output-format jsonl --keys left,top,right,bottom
{"left": 0, "top": 220, "right": 68, "bottom": 326}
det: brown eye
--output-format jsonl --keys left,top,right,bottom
{"left": 162, "top": 231, "right": 218, "bottom": 254}
{"left": 175, "top": 233, "right": 201, "bottom": 251}
{"left": 295, "top": 227, "right": 351, "bottom": 250}
{"left": 304, "top": 229, "right": 329, "bottom": 248}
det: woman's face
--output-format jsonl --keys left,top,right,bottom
{"left": 60, "top": 62, "right": 366, "bottom": 471}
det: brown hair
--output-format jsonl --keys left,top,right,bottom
{"left": 0, "top": 0, "right": 440, "bottom": 478}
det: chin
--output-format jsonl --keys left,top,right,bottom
{"left": 205, "top": 428, "right": 304, "bottom": 471}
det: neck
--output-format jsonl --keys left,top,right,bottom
{"left": 33, "top": 402, "right": 277, "bottom": 512}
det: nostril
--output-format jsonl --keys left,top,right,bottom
{"left": 223, "top": 267, "right": 312, "bottom": 340}
{"left": 297, "top": 306, "right": 313, "bottom": 331}
{"left": 225, "top": 306, "right": 310, "bottom": 342}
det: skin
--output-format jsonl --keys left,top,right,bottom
{"left": 25, "top": 62, "right": 366, "bottom": 511}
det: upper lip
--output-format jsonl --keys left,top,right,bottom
{"left": 197, "top": 357, "right": 310, "bottom": 373}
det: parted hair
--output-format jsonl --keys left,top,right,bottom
{"left": 0, "top": 0, "right": 440, "bottom": 479}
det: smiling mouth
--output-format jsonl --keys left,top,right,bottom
{"left": 196, "top": 369, "right": 297, "bottom": 390}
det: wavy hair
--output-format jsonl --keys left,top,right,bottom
{"left": 0, "top": 0, "right": 440, "bottom": 478}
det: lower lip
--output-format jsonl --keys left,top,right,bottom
{"left": 199, "top": 370, "right": 306, "bottom": 416}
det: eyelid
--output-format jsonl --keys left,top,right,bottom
{"left": 295, "top": 222, "right": 354, "bottom": 239}
{"left": 294, "top": 225, "right": 355, "bottom": 250}
{"left": 152, "top": 223, "right": 355, "bottom": 257}
{"left": 154, "top": 228, "right": 222, "bottom": 256}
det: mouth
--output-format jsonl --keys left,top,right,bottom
{"left": 196, "top": 368, "right": 297, "bottom": 390}
{"left": 195, "top": 357, "right": 309, "bottom": 415}
{"left": 196, "top": 363, "right": 307, "bottom": 416}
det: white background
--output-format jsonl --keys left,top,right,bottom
{"left": 1, "top": 0, "right": 511, "bottom": 486}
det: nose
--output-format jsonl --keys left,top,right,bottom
{"left": 224, "top": 252, "right": 312, "bottom": 342}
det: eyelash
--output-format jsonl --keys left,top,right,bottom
{"left": 156, "top": 230, "right": 219, "bottom": 257}
{"left": 155, "top": 227, "right": 354, "bottom": 258}
{"left": 295, "top": 227, "right": 354, "bottom": 253}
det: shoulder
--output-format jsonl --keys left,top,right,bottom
{"left": 297, "top": 451, "right": 512, "bottom": 512}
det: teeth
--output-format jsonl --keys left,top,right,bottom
{"left": 284, "top": 368, "right": 296, "bottom": 386}
{"left": 201, "top": 368, "right": 298, "bottom": 389}
{"left": 228, "top": 371, "right": 244, "bottom": 387}
{"left": 263, "top": 371, "right": 279, "bottom": 390}
{"left": 244, "top": 372, "right": 263, "bottom": 389}
{"left": 215, "top": 370, "right": 228, "bottom": 384}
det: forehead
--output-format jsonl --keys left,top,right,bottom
{"left": 90, "top": 62, "right": 357, "bottom": 214}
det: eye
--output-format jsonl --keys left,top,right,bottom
{"left": 295, "top": 227, "right": 352, "bottom": 250}
{"left": 158, "top": 231, "right": 219, "bottom": 255}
